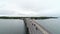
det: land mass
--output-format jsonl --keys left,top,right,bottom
{"left": 0, "top": 16, "right": 58, "bottom": 19}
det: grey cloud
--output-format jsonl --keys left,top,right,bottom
{"left": 0, "top": 10, "right": 15, "bottom": 15}
{"left": 0, "top": 0, "right": 60, "bottom": 16}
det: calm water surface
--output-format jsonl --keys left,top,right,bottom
{"left": 0, "top": 18, "right": 60, "bottom": 34}
{"left": 36, "top": 18, "right": 60, "bottom": 34}
{"left": 0, "top": 19, "right": 26, "bottom": 34}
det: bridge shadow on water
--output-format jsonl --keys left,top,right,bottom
{"left": 23, "top": 19, "right": 29, "bottom": 34}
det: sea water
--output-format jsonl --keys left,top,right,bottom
{"left": 0, "top": 19, "right": 26, "bottom": 34}
{"left": 36, "top": 18, "right": 60, "bottom": 34}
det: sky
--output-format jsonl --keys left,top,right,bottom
{"left": 0, "top": 0, "right": 60, "bottom": 17}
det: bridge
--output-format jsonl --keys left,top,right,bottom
{"left": 0, "top": 16, "right": 56, "bottom": 34}
{"left": 23, "top": 18, "right": 52, "bottom": 34}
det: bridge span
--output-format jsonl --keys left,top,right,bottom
{"left": 23, "top": 18, "right": 52, "bottom": 34}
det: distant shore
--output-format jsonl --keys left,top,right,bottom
{"left": 0, "top": 16, "right": 57, "bottom": 19}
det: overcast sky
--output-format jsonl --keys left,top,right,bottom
{"left": 0, "top": 0, "right": 60, "bottom": 17}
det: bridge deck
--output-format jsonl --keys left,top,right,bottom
{"left": 23, "top": 18, "right": 52, "bottom": 34}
